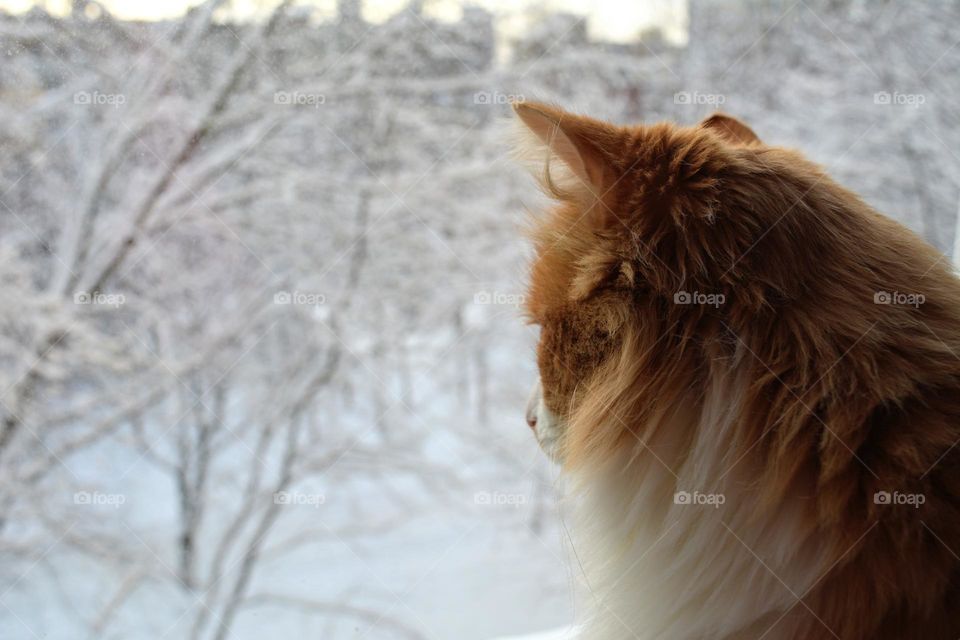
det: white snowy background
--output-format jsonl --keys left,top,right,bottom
{"left": 0, "top": 1, "right": 959, "bottom": 638}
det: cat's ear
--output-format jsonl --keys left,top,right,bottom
{"left": 512, "top": 101, "right": 622, "bottom": 200}
{"left": 700, "top": 113, "right": 761, "bottom": 145}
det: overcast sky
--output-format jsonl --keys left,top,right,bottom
{"left": 0, "top": 0, "right": 688, "bottom": 44}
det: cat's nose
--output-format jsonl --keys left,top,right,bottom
{"left": 526, "top": 409, "right": 538, "bottom": 430}
{"left": 526, "top": 379, "right": 541, "bottom": 431}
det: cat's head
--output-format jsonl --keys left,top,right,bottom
{"left": 514, "top": 101, "right": 949, "bottom": 475}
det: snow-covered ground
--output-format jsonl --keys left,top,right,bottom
{"left": 1, "top": 373, "right": 576, "bottom": 640}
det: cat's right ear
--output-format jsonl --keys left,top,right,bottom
{"left": 700, "top": 113, "right": 761, "bottom": 145}
{"left": 512, "top": 101, "right": 623, "bottom": 202}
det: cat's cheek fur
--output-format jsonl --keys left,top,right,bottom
{"left": 566, "top": 356, "right": 832, "bottom": 640}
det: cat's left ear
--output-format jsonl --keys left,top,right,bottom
{"left": 512, "top": 101, "right": 623, "bottom": 200}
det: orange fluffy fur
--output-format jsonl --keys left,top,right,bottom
{"left": 514, "top": 102, "right": 960, "bottom": 639}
